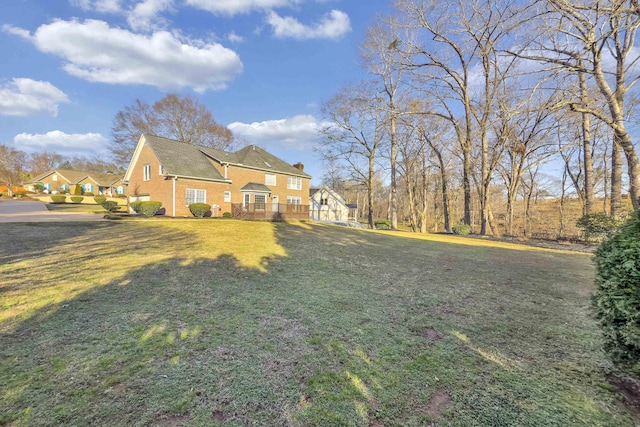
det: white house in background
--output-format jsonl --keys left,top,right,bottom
{"left": 309, "top": 186, "right": 352, "bottom": 222}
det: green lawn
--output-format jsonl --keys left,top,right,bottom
{"left": 0, "top": 221, "right": 636, "bottom": 426}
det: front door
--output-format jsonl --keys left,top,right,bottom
{"left": 272, "top": 196, "right": 279, "bottom": 212}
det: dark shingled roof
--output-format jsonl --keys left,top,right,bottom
{"left": 240, "top": 182, "right": 272, "bottom": 192}
{"left": 202, "top": 144, "right": 311, "bottom": 178}
{"left": 144, "top": 134, "right": 227, "bottom": 181}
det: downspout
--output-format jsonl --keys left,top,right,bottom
{"left": 172, "top": 176, "right": 177, "bottom": 217}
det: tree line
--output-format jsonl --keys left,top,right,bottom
{"left": 318, "top": 0, "right": 640, "bottom": 236}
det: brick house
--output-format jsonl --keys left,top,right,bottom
{"left": 122, "top": 134, "right": 312, "bottom": 218}
{"left": 27, "top": 169, "right": 125, "bottom": 196}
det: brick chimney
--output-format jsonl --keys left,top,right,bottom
{"left": 293, "top": 163, "right": 304, "bottom": 172}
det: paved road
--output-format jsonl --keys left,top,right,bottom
{"left": 0, "top": 200, "right": 107, "bottom": 223}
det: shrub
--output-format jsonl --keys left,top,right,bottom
{"left": 33, "top": 183, "right": 44, "bottom": 193}
{"left": 577, "top": 212, "right": 623, "bottom": 240}
{"left": 100, "top": 201, "right": 120, "bottom": 212}
{"left": 592, "top": 210, "right": 640, "bottom": 375}
{"left": 374, "top": 219, "right": 391, "bottom": 230}
{"left": 84, "top": 192, "right": 95, "bottom": 196}
{"left": 222, "top": 212, "right": 232, "bottom": 218}
{"left": 70, "top": 196, "right": 84, "bottom": 203}
{"left": 50, "top": 195, "right": 67, "bottom": 204}
{"left": 94, "top": 196, "right": 106, "bottom": 205}
{"left": 189, "top": 203, "right": 211, "bottom": 218}
{"left": 74, "top": 185, "right": 82, "bottom": 195}
{"left": 130, "top": 201, "right": 143, "bottom": 214}
{"left": 139, "top": 201, "right": 162, "bottom": 217}
{"left": 452, "top": 223, "right": 472, "bottom": 235}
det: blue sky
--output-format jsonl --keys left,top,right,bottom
{"left": 1, "top": 0, "right": 392, "bottom": 183}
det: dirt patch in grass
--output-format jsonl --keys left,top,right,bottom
{"left": 420, "top": 327, "right": 443, "bottom": 342}
{"left": 211, "top": 411, "right": 227, "bottom": 422}
{"left": 419, "top": 389, "right": 452, "bottom": 420}
{"left": 607, "top": 374, "right": 640, "bottom": 416}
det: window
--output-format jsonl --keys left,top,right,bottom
{"left": 186, "top": 188, "right": 206, "bottom": 205}
{"left": 244, "top": 193, "right": 250, "bottom": 207}
{"left": 84, "top": 183, "right": 93, "bottom": 192}
{"left": 265, "top": 173, "right": 276, "bottom": 186}
{"left": 159, "top": 164, "right": 165, "bottom": 175}
{"left": 287, "top": 176, "right": 302, "bottom": 190}
{"left": 287, "top": 196, "right": 302, "bottom": 205}
{"left": 320, "top": 198, "right": 328, "bottom": 206}
{"left": 224, "top": 191, "right": 231, "bottom": 202}
{"left": 255, "top": 194, "right": 266, "bottom": 211}
{"left": 143, "top": 164, "right": 151, "bottom": 181}
{"left": 52, "top": 174, "right": 58, "bottom": 182}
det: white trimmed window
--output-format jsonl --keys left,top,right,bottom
{"left": 287, "top": 196, "right": 302, "bottom": 205}
{"left": 287, "top": 176, "right": 302, "bottom": 190}
{"left": 265, "top": 173, "right": 276, "bottom": 186}
{"left": 159, "top": 164, "right": 165, "bottom": 175}
{"left": 255, "top": 194, "right": 266, "bottom": 210}
{"left": 143, "top": 164, "right": 151, "bottom": 181}
{"left": 224, "top": 191, "right": 231, "bottom": 202}
{"left": 52, "top": 174, "right": 58, "bottom": 182}
{"left": 186, "top": 189, "right": 206, "bottom": 205}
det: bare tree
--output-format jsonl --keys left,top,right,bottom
{"left": 519, "top": 0, "right": 640, "bottom": 212}
{"left": 320, "top": 82, "right": 387, "bottom": 229}
{"left": 111, "top": 94, "right": 235, "bottom": 166}
{"left": 0, "top": 145, "right": 27, "bottom": 196}
{"left": 27, "top": 152, "right": 64, "bottom": 176}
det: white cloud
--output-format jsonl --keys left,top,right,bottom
{"left": 228, "top": 115, "right": 331, "bottom": 149}
{"left": 5, "top": 19, "right": 243, "bottom": 92}
{"left": 14, "top": 131, "right": 108, "bottom": 155}
{"left": 128, "top": 0, "right": 174, "bottom": 31}
{"left": 185, "top": 0, "right": 300, "bottom": 16}
{"left": 266, "top": 9, "right": 351, "bottom": 40}
{"left": 227, "top": 31, "right": 245, "bottom": 43}
{"left": 0, "top": 78, "right": 69, "bottom": 117}
{"left": 71, "top": 0, "right": 123, "bottom": 13}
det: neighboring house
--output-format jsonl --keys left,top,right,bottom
{"left": 123, "top": 134, "right": 312, "bottom": 218}
{"left": 26, "top": 169, "right": 125, "bottom": 195}
{"left": 309, "top": 186, "right": 353, "bottom": 222}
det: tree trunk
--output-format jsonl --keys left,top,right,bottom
{"left": 611, "top": 139, "right": 623, "bottom": 219}
{"left": 390, "top": 112, "right": 398, "bottom": 230}
{"left": 579, "top": 69, "right": 595, "bottom": 214}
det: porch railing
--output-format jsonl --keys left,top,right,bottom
{"left": 231, "top": 203, "right": 309, "bottom": 220}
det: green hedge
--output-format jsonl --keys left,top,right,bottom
{"left": 70, "top": 196, "right": 84, "bottom": 203}
{"left": 94, "top": 196, "right": 106, "bottom": 205}
{"left": 452, "top": 223, "right": 472, "bottom": 235}
{"left": 84, "top": 192, "right": 95, "bottom": 197}
{"left": 222, "top": 212, "right": 232, "bottom": 218}
{"left": 100, "top": 201, "right": 119, "bottom": 212}
{"left": 577, "top": 212, "right": 622, "bottom": 240}
{"left": 50, "top": 195, "right": 67, "bottom": 204}
{"left": 130, "top": 201, "right": 143, "bottom": 214}
{"left": 139, "top": 201, "right": 162, "bottom": 217}
{"left": 189, "top": 203, "right": 211, "bottom": 218}
{"left": 593, "top": 210, "right": 640, "bottom": 375}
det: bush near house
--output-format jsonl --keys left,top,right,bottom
{"left": 84, "top": 192, "right": 95, "bottom": 197}
{"left": 94, "top": 196, "right": 106, "bottom": 205}
{"left": 70, "top": 197, "right": 84, "bottom": 203}
{"left": 130, "top": 202, "right": 143, "bottom": 214}
{"left": 222, "top": 212, "right": 232, "bottom": 218}
{"left": 189, "top": 203, "right": 211, "bottom": 218}
{"left": 100, "top": 201, "right": 119, "bottom": 212}
{"left": 50, "top": 195, "right": 67, "bottom": 204}
{"left": 592, "top": 210, "right": 640, "bottom": 376}
{"left": 139, "top": 201, "right": 162, "bottom": 217}
{"left": 452, "top": 223, "right": 472, "bottom": 235}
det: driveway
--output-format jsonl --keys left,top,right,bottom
{"left": 0, "top": 200, "right": 106, "bottom": 223}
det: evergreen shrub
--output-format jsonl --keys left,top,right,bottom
{"left": 100, "top": 201, "right": 119, "bottom": 212}
{"left": 50, "top": 195, "right": 67, "bottom": 204}
{"left": 452, "top": 223, "right": 472, "bottom": 235}
{"left": 130, "top": 201, "right": 143, "bottom": 214}
{"left": 70, "top": 196, "right": 84, "bottom": 203}
{"left": 94, "top": 196, "right": 106, "bottom": 205}
{"left": 189, "top": 203, "right": 211, "bottom": 218}
{"left": 139, "top": 201, "right": 162, "bottom": 216}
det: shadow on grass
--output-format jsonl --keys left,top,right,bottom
{"left": 0, "top": 221, "right": 635, "bottom": 426}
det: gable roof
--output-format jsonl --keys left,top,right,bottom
{"left": 201, "top": 144, "right": 311, "bottom": 178}
{"left": 309, "top": 186, "right": 346, "bottom": 204}
{"left": 125, "top": 134, "right": 311, "bottom": 183}
{"left": 240, "top": 182, "right": 272, "bottom": 193}
{"left": 29, "top": 169, "right": 89, "bottom": 184}
{"left": 142, "top": 134, "right": 227, "bottom": 182}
